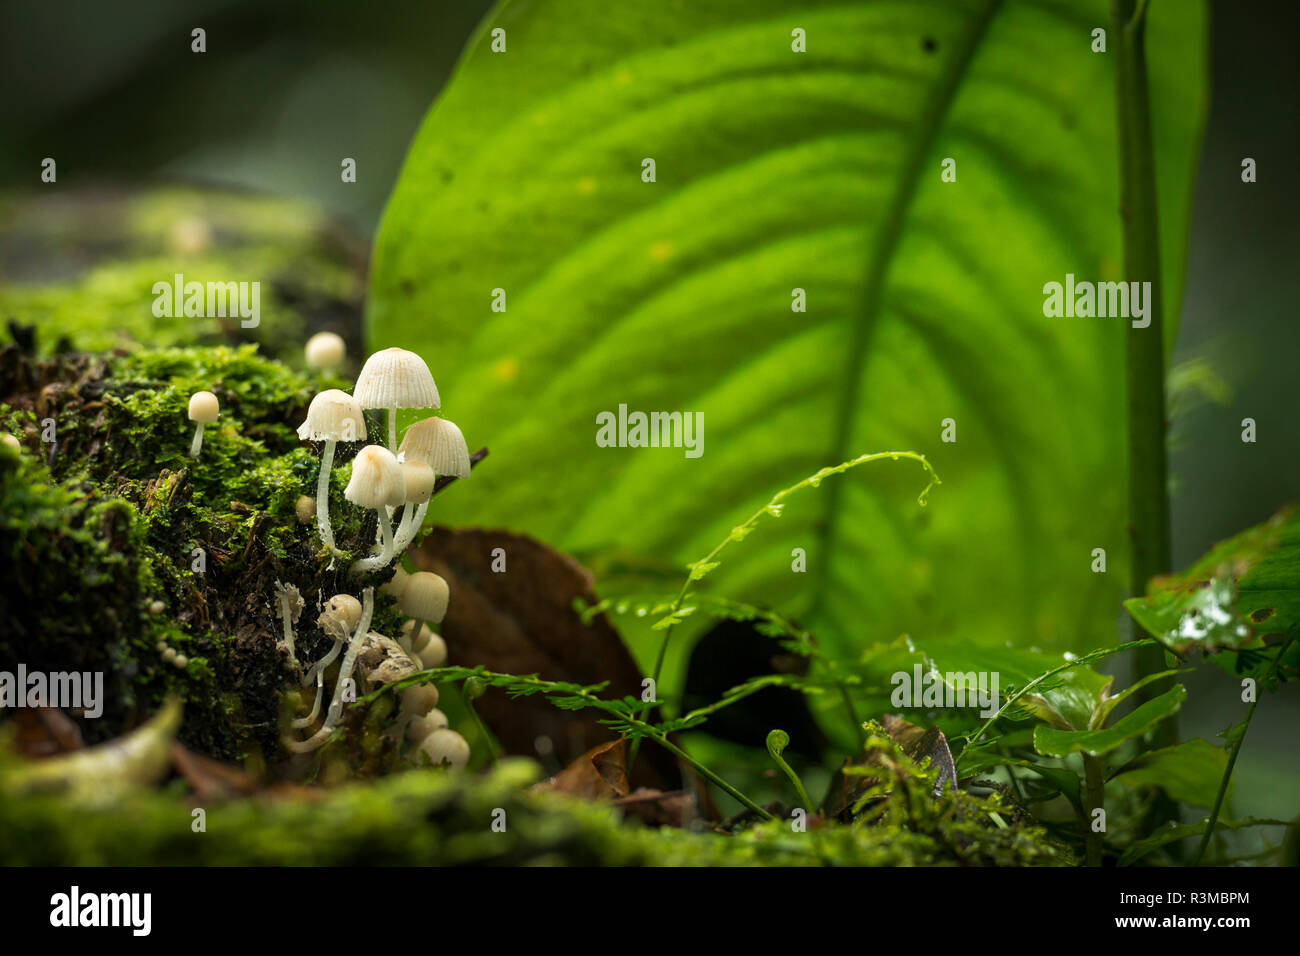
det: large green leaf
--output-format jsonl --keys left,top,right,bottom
{"left": 368, "top": 1, "right": 1207, "bottom": 679}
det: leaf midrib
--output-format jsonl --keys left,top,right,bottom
{"left": 811, "top": 0, "right": 1004, "bottom": 625}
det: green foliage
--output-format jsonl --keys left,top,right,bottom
{"left": 1032, "top": 685, "right": 1185, "bottom": 757}
{"left": 1125, "top": 507, "right": 1300, "bottom": 677}
{"left": 1109, "top": 739, "right": 1229, "bottom": 810}
{"left": 368, "top": 0, "right": 1208, "bottom": 706}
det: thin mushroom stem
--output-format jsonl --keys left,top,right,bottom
{"left": 189, "top": 422, "right": 205, "bottom": 459}
{"left": 391, "top": 500, "right": 430, "bottom": 555}
{"left": 291, "top": 671, "right": 325, "bottom": 729}
{"left": 401, "top": 619, "right": 425, "bottom": 656}
{"left": 303, "top": 633, "right": 345, "bottom": 687}
{"left": 277, "top": 591, "right": 297, "bottom": 664}
{"left": 351, "top": 509, "right": 396, "bottom": 574}
{"left": 324, "top": 587, "right": 374, "bottom": 727}
{"left": 315, "top": 439, "right": 338, "bottom": 552}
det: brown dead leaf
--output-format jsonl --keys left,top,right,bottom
{"left": 614, "top": 787, "right": 699, "bottom": 828}
{"left": 10, "top": 708, "right": 84, "bottom": 757}
{"left": 410, "top": 527, "right": 680, "bottom": 791}
{"left": 170, "top": 742, "right": 258, "bottom": 801}
{"left": 535, "top": 738, "right": 629, "bottom": 801}
{"left": 882, "top": 714, "right": 957, "bottom": 796}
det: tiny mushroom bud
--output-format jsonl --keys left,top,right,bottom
{"left": 409, "top": 708, "right": 449, "bottom": 746}
{"left": 187, "top": 391, "right": 219, "bottom": 459}
{"left": 346, "top": 445, "right": 406, "bottom": 574}
{"left": 353, "top": 347, "right": 440, "bottom": 452}
{"left": 173, "top": 655, "right": 188, "bottom": 669}
{"left": 148, "top": 600, "right": 165, "bottom": 615}
{"left": 162, "top": 647, "right": 177, "bottom": 663}
{"left": 2, "top": 434, "right": 20, "bottom": 451}
{"left": 418, "top": 727, "right": 470, "bottom": 769}
{"left": 298, "top": 389, "right": 367, "bottom": 554}
{"left": 295, "top": 495, "right": 316, "bottom": 524}
{"left": 324, "top": 593, "right": 363, "bottom": 632}
{"left": 401, "top": 683, "right": 440, "bottom": 715}
{"left": 304, "top": 331, "right": 347, "bottom": 371}
{"left": 304, "top": 593, "right": 364, "bottom": 692}
{"left": 381, "top": 566, "right": 409, "bottom": 599}
{"left": 403, "top": 620, "right": 448, "bottom": 668}
{"left": 396, "top": 571, "right": 449, "bottom": 653}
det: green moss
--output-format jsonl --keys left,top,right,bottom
{"left": 0, "top": 345, "right": 399, "bottom": 761}
{"left": 0, "top": 755, "right": 1067, "bottom": 866}
{"left": 0, "top": 187, "right": 363, "bottom": 362}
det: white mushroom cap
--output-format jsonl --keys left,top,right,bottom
{"left": 402, "top": 621, "right": 448, "bottom": 668}
{"left": 401, "top": 460, "right": 436, "bottom": 504}
{"left": 188, "top": 391, "right": 220, "bottom": 423}
{"left": 398, "top": 417, "right": 471, "bottom": 478}
{"left": 353, "top": 347, "right": 440, "bottom": 411}
{"left": 297, "top": 389, "right": 367, "bottom": 443}
{"left": 401, "top": 683, "right": 440, "bottom": 715}
{"left": 398, "top": 571, "right": 449, "bottom": 624}
{"left": 323, "top": 593, "right": 363, "bottom": 631}
{"left": 344, "top": 445, "right": 406, "bottom": 509}
{"left": 381, "top": 566, "right": 410, "bottom": 598}
{"left": 305, "top": 331, "right": 347, "bottom": 369}
{"left": 418, "top": 728, "right": 469, "bottom": 769}
{"left": 409, "top": 709, "right": 450, "bottom": 745}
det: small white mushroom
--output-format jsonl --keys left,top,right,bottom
{"left": 187, "top": 391, "right": 219, "bottom": 459}
{"left": 397, "top": 572, "right": 449, "bottom": 659}
{"left": 295, "top": 495, "right": 316, "bottom": 524}
{"left": 401, "top": 684, "right": 440, "bottom": 715}
{"left": 346, "top": 445, "right": 406, "bottom": 574}
{"left": 417, "top": 728, "right": 470, "bottom": 769}
{"left": 285, "top": 586, "right": 375, "bottom": 752}
{"left": 273, "top": 581, "right": 305, "bottom": 664}
{"left": 398, "top": 417, "right": 471, "bottom": 480}
{"left": 381, "top": 566, "right": 410, "bottom": 599}
{"left": 304, "top": 331, "right": 347, "bottom": 371}
{"left": 403, "top": 620, "right": 447, "bottom": 668}
{"left": 409, "top": 709, "right": 449, "bottom": 746}
{"left": 298, "top": 389, "right": 367, "bottom": 554}
{"left": 353, "top": 347, "right": 440, "bottom": 452}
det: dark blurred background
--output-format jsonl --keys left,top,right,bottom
{"left": 1, "top": 0, "right": 1296, "bottom": 818}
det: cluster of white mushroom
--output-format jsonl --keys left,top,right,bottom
{"left": 279, "top": 340, "right": 472, "bottom": 768}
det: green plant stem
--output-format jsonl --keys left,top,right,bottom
{"left": 839, "top": 682, "right": 867, "bottom": 751}
{"left": 1194, "top": 638, "right": 1296, "bottom": 864}
{"left": 1083, "top": 754, "right": 1105, "bottom": 866}
{"left": 628, "top": 451, "right": 940, "bottom": 775}
{"left": 1112, "top": 0, "right": 1175, "bottom": 748}
{"left": 650, "top": 732, "right": 776, "bottom": 821}
{"left": 378, "top": 666, "right": 773, "bottom": 821}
